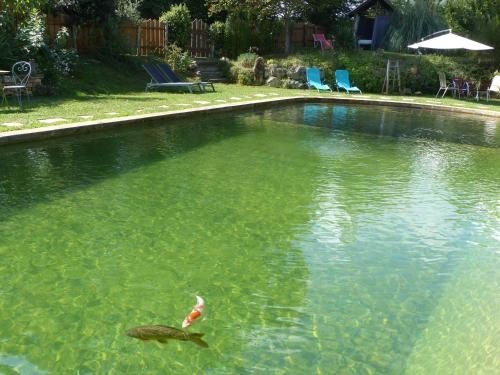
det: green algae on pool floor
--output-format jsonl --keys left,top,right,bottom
{"left": 0, "top": 104, "right": 499, "bottom": 374}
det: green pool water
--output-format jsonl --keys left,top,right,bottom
{"left": 0, "top": 104, "right": 499, "bottom": 374}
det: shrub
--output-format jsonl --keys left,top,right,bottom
{"left": 164, "top": 43, "right": 195, "bottom": 74}
{"left": 101, "top": 17, "right": 133, "bottom": 56}
{"left": 160, "top": 4, "right": 191, "bottom": 50}
{"left": 15, "top": 9, "right": 46, "bottom": 56}
{"left": 209, "top": 21, "right": 225, "bottom": 57}
{"left": 236, "top": 68, "right": 255, "bottom": 85}
{"left": 237, "top": 52, "right": 258, "bottom": 68}
{"left": 223, "top": 16, "right": 253, "bottom": 59}
{"left": 259, "top": 50, "right": 495, "bottom": 94}
{"left": 383, "top": 0, "right": 446, "bottom": 52}
{"left": 228, "top": 65, "right": 254, "bottom": 85}
{"left": 216, "top": 57, "right": 232, "bottom": 79}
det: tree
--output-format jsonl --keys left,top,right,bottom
{"left": 116, "top": 0, "right": 143, "bottom": 25}
{"left": 139, "top": 0, "right": 207, "bottom": 20}
{"left": 208, "top": 0, "right": 307, "bottom": 54}
{"left": 51, "top": 0, "right": 117, "bottom": 24}
{"left": 160, "top": 3, "right": 192, "bottom": 50}
{"left": 443, "top": 0, "right": 499, "bottom": 51}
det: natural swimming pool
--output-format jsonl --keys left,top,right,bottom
{"left": 0, "top": 104, "right": 499, "bottom": 374}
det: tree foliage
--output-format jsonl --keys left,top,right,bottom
{"left": 116, "top": 0, "right": 143, "bottom": 24}
{"left": 443, "top": 0, "right": 499, "bottom": 51}
{"left": 139, "top": 0, "right": 207, "bottom": 20}
{"left": 208, "top": 0, "right": 307, "bottom": 54}
{"left": 160, "top": 3, "right": 192, "bottom": 50}
{"left": 51, "top": 0, "right": 117, "bottom": 24}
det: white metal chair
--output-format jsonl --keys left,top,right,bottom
{"left": 436, "top": 71, "right": 456, "bottom": 98}
{"left": 2, "top": 61, "right": 32, "bottom": 108}
{"left": 486, "top": 75, "right": 500, "bottom": 101}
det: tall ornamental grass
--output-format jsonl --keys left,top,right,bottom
{"left": 383, "top": 0, "right": 446, "bottom": 52}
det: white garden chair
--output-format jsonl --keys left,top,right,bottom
{"left": 486, "top": 75, "right": 500, "bottom": 101}
{"left": 2, "top": 61, "right": 32, "bottom": 108}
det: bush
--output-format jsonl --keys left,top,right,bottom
{"left": 383, "top": 0, "right": 446, "bottom": 52}
{"left": 216, "top": 57, "right": 232, "bottom": 79}
{"left": 223, "top": 16, "right": 253, "bottom": 59}
{"left": 236, "top": 68, "right": 255, "bottom": 85}
{"left": 15, "top": 9, "right": 46, "bottom": 56}
{"left": 164, "top": 43, "right": 195, "bottom": 74}
{"left": 258, "top": 50, "right": 495, "bottom": 94}
{"left": 228, "top": 65, "right": 254, "bottom": 85}
{"left": 160, "top": 4, "right": 191, "bottom": 50}
{"left": 237, "top": 52, "right": 258, "bottom": 68}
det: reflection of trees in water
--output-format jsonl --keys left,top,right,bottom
{"left": 0, "top": 116, "right": 250, "bottom": 221}
{"left": 277, "top": 103, "right": 499, "bottom": 372}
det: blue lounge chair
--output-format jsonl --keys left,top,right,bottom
{"left": 306, "top": 68, "right": 332, "bottom": 92}
{"left": 157, "top": 63, "right": 215, "bottom": 92}
{"left": 335, "top": 70, "right": 362, "bottom": 94}
{"left": 142, "top": 63, "right": 202, "bottom": 93}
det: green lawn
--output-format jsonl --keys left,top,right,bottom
{"left": 1, "top": 57, "right": 498, "bottom": 133}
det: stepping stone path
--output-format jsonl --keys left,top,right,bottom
{"left": 402, "top": 98, "right": 415, "bottom": 101}
{"left": 175, "top": 104, "right": 190, "bottom": 106}
{"left": 214, "top": 99, "right": 226, "bottom": 103}
{"left": 158, "top": 105, "right": 169, "bottom": 109}
{"left": 242, "top": 96, "right": 252, "bottom": 99}
{"left": 230, "top": 97, "right": 242, "bottom": 100}
{"left": 105, "top": 112, "right": 119, "bottom": 116}
{"left": 254, "top": 94, "right": 267, "bottom": 97}
{"left": 39, "top": 118, "right": 67, "bottom": 124}
{"left": 268, "top": 93, "right": 279, "bottom": 96}
{"left": 193, "top": 100, "right": 211, "bottom": 104}
{"left": 1, "top": 122, "right": 23, "bottom": 127}
{"left": 78, "top": 115, "right": 93, "bottom": 119}
{"left": 136, "top": 110, "right": 144, "bottom": 112}
{"left": 425, "top": 100, "right": 441, "bottom": 104}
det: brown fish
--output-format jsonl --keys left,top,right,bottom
{"left": 126, "top": 325, "right": 208, "bottom": 348}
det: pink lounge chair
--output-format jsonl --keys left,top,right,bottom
{"left": 313, "top": 34, "right": 334, "bottom": 51}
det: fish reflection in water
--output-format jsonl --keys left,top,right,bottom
{"left": 126, "top": 325, "right": 209, "bottom": 348}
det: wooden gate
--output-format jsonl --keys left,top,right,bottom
{"left": 137, "top": 19, "right": 167, "bottom": 55}
{"left": 190, "top": 19, "right": 210, "bottom": 58}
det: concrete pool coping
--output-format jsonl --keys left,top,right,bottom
{"left": 0, "top": 95, "right": 499, "bottom": 146}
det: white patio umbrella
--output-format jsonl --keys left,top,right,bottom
{"left": 408, "top": 29, "right": 493, "bottom": 51}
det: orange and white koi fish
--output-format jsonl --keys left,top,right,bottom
{"left": 182, "top": 296, "right": 205, "bottom": 328}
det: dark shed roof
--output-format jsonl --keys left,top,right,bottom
{"left": 348, "top": 0, "right": 394, "bottom": 17}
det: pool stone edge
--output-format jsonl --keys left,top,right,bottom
{"left": 0, "top": 96, "right": 498, "bottom": 146}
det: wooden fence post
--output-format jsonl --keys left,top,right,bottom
{"left": 164, "top": 23, "right": 168, "bottom": 48}
{"left": 136, "top": 25, "right": 141, "bottom": 55}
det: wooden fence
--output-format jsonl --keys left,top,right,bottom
{"left": 46, "top": 15, "right": 166, "bottom": 55}
{"left": 191, "top": 19, "right": 210, "bottom": 58}
{"left": 275, "top": 23, "right": 326, "bottom": 51}
{"left": 45, "top": 15, "right": 324, "bottom": 56}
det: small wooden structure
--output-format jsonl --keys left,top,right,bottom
{"left": 348, "top": 0, "right": 394, "bottom": 50}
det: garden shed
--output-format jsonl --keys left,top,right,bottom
{"left": 348, "top": 0, "right": 394, "bottom": 50}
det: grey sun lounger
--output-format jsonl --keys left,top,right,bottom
{"left": 142, "top": 64, "right": 202, "bottom": 93}
{"left": 157, "top": 63, "right": 216, "bottom": 92}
